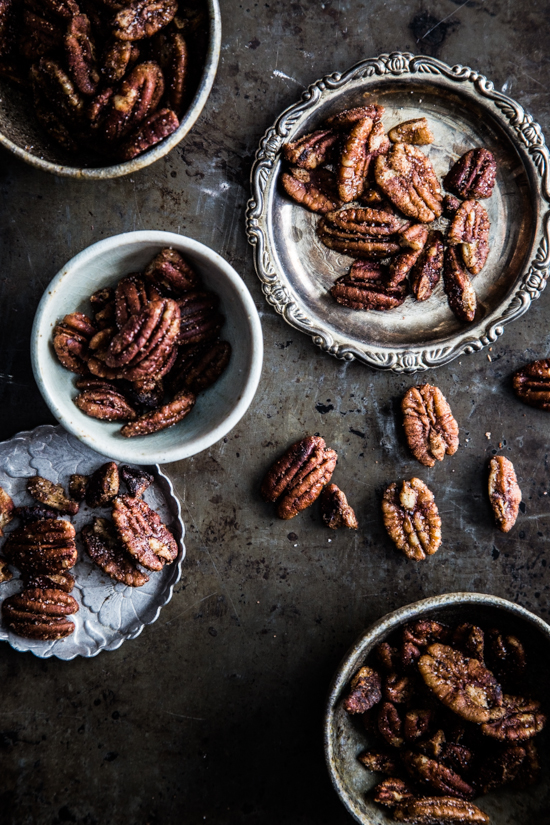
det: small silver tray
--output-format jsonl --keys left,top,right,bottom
{"left": 247, "top": 53, "right": 550, "bottom": 373}
{"left": 0, "top": 424, "right": 185, "bottom": 659}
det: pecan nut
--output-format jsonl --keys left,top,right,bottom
{"left": 443, "top": 194, "right": 461, "bottom": 217}
{"left": 120, "top": 465, "right": 153, "bottom": 498}
{"left": 486, "top": 629, "right": 526, "bottom": 689}
{"left": 409, "top": 231, "right": 444, "bottom": 301}
{"left": 403, "top": 620, "right": 449, "bottom": 649}
{"left": 318, "top": 219, "right": 400, "bottom": 258}
{"left": 82, "top": 517, "right": 149, "bottom": 587}
{"left": 384, "top": 673, "right": 415, "bottom": 704}
{"left": 444, "top": 148, "right": 497, "bottom": 200}
{"left": 27, "top": 476, "right": 79, "bottom": 516}
{"left": 53, "top": 312, "right": 96, "bottom": 374}
{"left": 418, "top": 643, "right": 503, "bottom": 723}
{"left": 4, "top": 518, "right": 78, "bottom": 573}
{"left": 393, "top": 797, "right": 489, "bottom": 823}
{"left": 103, "top": 298, "right": 180, "bottom": 375}
{"left": 120, "top": 390, "right": 195, "bottom": 437}
{"left": 113, "top": 0, "right": 178, "bottom": 41}
{"left": 397, "top": 223, "right": 429, "bottom": 251}
{"left": 30, "top": 57, "right": 84, "bottom": 124}
{"left": 372, "top": 778, "right": 415, "bottom": 808}
{"left": 119, "top": 107, "right": 179, "bottom": 160}
{"left": 324, "top": 206, "right": 409, "bottom": 237}
{"left": 320, "top": 483, "right": 358, "bottom": 529}
{"left": 22, "top": 571, "right": 75, "bottom": 593}
{"left": 330, "top": 263, "right": 407, "bottom": 311}
{"left": 478, "top": 744, "right": 527, "bottom": 794}
{"left": 402, "top": 751, "right": 475, "bottom": 800}
{"left": 112, "top": 494, "right": 178, "bottom": 571}
{"left": 68, "top": 474, "right": 89, "bottom": 502}
{"left": 282, "top": 129, "right": 340, "bottom": 170}
{"left": 261, "top": 435, "right": 326, "bottom": 503}
{"left": 402, "top": 384, "right": 459, "bottom": 467}
{"left": 452, "top": 623, "right": 485, "bottom": 663}
{"left": 447, "top": 200, "right": 490, "bottom": 275}
{"left": 102, "top": 61, "right": 164, "bottom": 142}
{"left": 281, "top": 167, "right": 340, "bottom": 214}
{"left": 389, "top": 117, "right": 434, "bottom": 145}
{"left": 382, "top": 479, "right": 441, "bottom": 561}
{"left": 443, "top": 246, "right": 477, "bottom": 322}
{"left": 124, "top": 375, "right": 165, "bottom": 409}
{"left": 176, "top": 291, "right": 224, "bottom": 347}
{"left": 374, "top": 144, "right": 442, "bottom": 222}
{"left": 144, "top": 247, "right": 200, "bottom": 295}
{"left": 14, "top": 504, "right": 59, "bottom": 525}
{"left": 74, "top": 385, "right": 138, "bottom": 422}
{"left": 338, "top": 116, "right": 389, "bottom": 203}
{"left": 404, "top": 709, "right": 434, "bottom": 743}
{"left": 378, "top": 701, "right": 404, "bottom": 748}
{"left": 65, "top": 13, "right": 99, "bottom": 96}
{"left": 114, "top": 275, "right": 149, "bottom": 328}
{"left": 2, "top": 587, "right": 78, "bottom": 640}
{"left": 101, "top": 39, "right": 140, "bottom": 83}
{"left": 513, "top": 358, "right": 550, "bottom": 410}
{"left": 85, "top": 462, "right": 120, "bottom": 508}
{"left": 387, "top": 248, "right": 423, "bottom": 287}
{"left": 0, "top": 485, "right": 14, "bottom": 536}
{"left": 343, "top": 666, "right": 382, "bottom": 713}
{"left": 154, "top": 27, "right": 187, "bottom": 113}
{"left": 358, "top": 750, "right": 401, "bottom": 775}
{"left": 168, "top": 340, "right": 231, "bottom": 395}
{"left": 481, "top": 694, "right": 546, "bottom": 741}
{"left": 274, "top": 444, "right": 338, "bottom": 520}
{"left": 326, "top": 105, "right": 384, "bottom": 129}
{"left": 488, "top": 455, "right": 521, "bottom": 533}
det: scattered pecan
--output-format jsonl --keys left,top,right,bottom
{"left": 319, "top": 483, "right": 358, "bottom": 529}
{"left": 402, "top": 751, "right": 475, "bottom": 800}
{"left": 0, "top": 485, "right": 14, "bottom": 536}
{"left": 261, "top": 435, "right": 325, "bottom": 502}
{"left": 402, "top": 384, "right": 459, "bottom": 468}
{"left": 68, "top": 474, "right": 88, "bottom": 502}
{"left": 144, "top": 247, "right": 200, "bottom": 295}
{"left": 276, "top": 446, "right": 338, "bottom": 520}
{"left": 120, "top": 465, "right": 153, "bottom": 498}
{"left": 74, "top": 384, "right": 137, "bottom": 422}
{"left": 324, "top": 206, "right": 409, "bottom": 237}
{"left": 513, "top": 358, "right": 550, "bottom": 410}
{"left": 358, "top": 749, "right": 401, "bottom": 775}
{"left": 443, "top": 246, "right": 477, "bottom": 322}
{"left": 119, "top": 107, "right": 179, "bottom": 160}
{"left": 282, "top": 129, "right": 340, "bottom": 170}
{"left": 82, "top": 517, "right": 149, "bottom": 587}
{"left": 318, "top": 219, "right": 400, "bottom": 258}
{"left": 102, "top": 60, "right": 164, "bottom": 142}
{"left": 120, "top": 389, "right": 195, "bottom": 437}
{"left": 481, "top": 694, "right": 546, "bottom": 741}
{"left": 378, "top": 701, "right": 405, "bottom": 748}
{"left": 0, "top": 556, "right": 12, "bottom": 584}
{"left": 452, "top": 623, "right": 485, "bottom": 663}
{"left": 443, "top": 194, "right": 461, "bottom": 217}
{"left": 389, "top": 118, "right": 434, "bottom": 145}
{"left": 343, "top": 665, "right": 382, "bottom": 713}
{"left": 14, "top": 504, "right": 59, "bottom": 524}
{"left": 53, "top": 312, "right": 96, "bottom": 374}
{"left": 393, "top": 797, "right": 489, "bottom": 823}
{"left": 169, "top": 340, "right": 231, "bottom": 395}
{"left": 372, "top": 778, "right": 415, "bottom": 808}
{"left": 397, "top": 223, "right": 429, "bottom": 251}
{"left": 374, "top": 144, "right": 442, "bottom": 222}
{"left": 65, "top": 13, "right": 99, "bottom": 96}
{"left": 176, "top": 291, "right": 224, "bottom": 347}
{"left": 281, "top": 167, "right": 340, "bottom": 214}
{"left": 410, "top": 231, "right": 444, "bottom": 301}
{"left": 488, "top": 455, "right": 521, "bottom": 533}
{"left": 85, "top": 462, "right": 120, "bottom": 508}
{"left": 112, "top": 494, "right": 178, "bottom": 571}
{"left": 418, "top": 643, "right": 503, "bottom": 723}
{"left": 27, "top": 476, "right": 79, "bottom": 516}
{"left": 485, "top": 629, "right": 526, "bottom": 689}
{"left": 444, "top": 148, "right": 497, "bottom": 200}
{"left": 113, "top": 0, "right": 178, "bottom": 41}
{"left": 2, "top": 587, "right": 79, "bottom": 640}
{"left": 4, "top": 518, "right": 78, "bottom": 573}
{"left": 447, "top": 200, "right": 490, "bottom": 275}
{"left": 22, "top": 571, "right": 75, "bottom": 593}
{"left": 330, "top": 265, "right": 407, "bottom": 311}
{"left": 384, "top": 672, "right": 415, "bottom": 704}
{"left": 382, "top": 478, "right": 442, "bottom": 561}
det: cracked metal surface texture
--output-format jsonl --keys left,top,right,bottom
{"left": 0, "top": 1, "right": 550, "bottom": 823}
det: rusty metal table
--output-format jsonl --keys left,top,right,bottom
{"left": 1, "top": 2, "right": 549, "bottom": 823}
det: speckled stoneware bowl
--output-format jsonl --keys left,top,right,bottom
{"left": 31, "top": 230, "right": 263, "bottom": 465}
{"left": 324, "top": 593, "right": 550, "bottom": 825}
{"left": 0, "top": 0, "right": 221, "bottom": 179}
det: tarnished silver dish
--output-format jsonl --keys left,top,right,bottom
{"left": 247, "top": 53, "right": 550, "bottom": 373}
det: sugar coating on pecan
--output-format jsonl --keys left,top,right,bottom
{"left": 443, "top": 246, "right": 477, "bottom": 322}
{"left": 447, "top": 200, "right": 490, "bottom": 276}
{"left": 120, "top": 465, "right": 153, "bottom": 498}
{"left": 330, "top": 264, "right": 407, "bottom": 311}
{"left": 22, "top": 571, "right": 75, "bottom": 593}
{"left": 115, "top": 275, "right": 149, "bottom": 329}
{"left": 261, "top": 435, "right": 326, "bottom": 503}
{"left": 389, "top": 117, "right": 434, "bottom": 146}
{"left": 410, "top": 230, "right": 444, "bottom": 302}
{"left": 343, "top": 666, "right": 382, "bottom": 713}
{"left": 338, "top": 116, "right": 388, "bottom": 203}
{"left": 419, "top": 643, "right": 503, "bottom": 723}
{"left": 27, "top": 476, "right": 79, "bottom": 516}
{"left": 325, "top": 206, "right": 409, "bottom": 237}
{"left": 82, "top": 517, "right": 149, "bottom": 587}
{"left": 119, "top": 107, "right": 179, "bottom": 160}
{"left": 318, "top": 218, "right": 400, "bottom": 258}
{"left": 402, "top": 384, "right": 459, "bottom": 468}
{"left": 320, "top": 483, "right": 358, "bottom": 529}
{"left": 0, "top": 556, "right": 12, "bottom": 584}
{"left": 393, "top": 797, "right": 489, "bottom": 823}
{"left": 65, "top": 13, "right": 99, "bottom": 96}
{"left": 281, "top": 167, "right": 340, "bottom": 214}
{"left": 113, "top": 0, "right": 178, "bottom": 41}
{"left": 74, "top": 385, "right": 137, "bottom": 422}
{"left": 488, "top": 455, "right": 521, "bottom": 533}
{"left": 4, "top": 518, "right": 78, "bottom": 573}
{"left": 86, "top": 462, "right": 120, "bottom": 508}
{"left": 382, "top": 478, "right": 441, "bottom": 561}
{"left": 2, "top": 587, "right": 78, "bottom": 640}
{"left": 276, "top": 445, "right": 338, "bottom": 519}
{"left": 444, "top": 148, "right": 497, "bottom": 200}
{"left": 144, "top": 247, "right": 200, "bottom": 295}
{"left": 372, "top": 778, "right": 415, "bottom": 808}
{"left": 119, "top": 389, "right": 195, "bottom": 437}
{"left": 53, "top": 312, "right": 96, "bottom": 375}
{"left": 112, "top": 494, "right": 178, "bottom": 571}
{"left": 397, "top": 223, "right": 429, "bottom": 251}
{"left": 374, "top": 143, "right": 442, "bottom": 222}
{"left": 104, "top": 298, "right": 180, "bottom": 374}
{"left": 0, "top": 485, "right": 14, "bottom": 536}
{"left": 102, "top": 60, "right": 164, "bottom": 142}
{"left": 101, "top": 39, "right": 139, "bottom": 83}
{"left": 513, "top": 358, "right": 550, "bottom": 411}
{"left": 283, "top": 129, "right": 339, "bottom": 170}
{"left": 452, "top": 623, "right": 485, "bottom": 663}
{"left": 481, "top": 694, "right": 546, "bottom": 741}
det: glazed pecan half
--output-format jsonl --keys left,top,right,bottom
{"left": 372, "top": 778, "right": 415, "bottom": 808}
{"left": 27, "top": 476, "right": 79, "bottom": 516}
{"left": 276, "top": 446, "right": 337, "bottom": 520}
{"left": 176, "top": 291, "right": 224, "bottom": 347}
{"left": 447, "top": 200, "right": 490, "bottom": 275}
{"left": 402, "top": 751, "right": 475, "bottom": 800}
{"left": 513, "top": 358, "right": 550, "bottom": 410}
{"left": 374, "top": 144, "right": 442, "bottom": 223}
{"left": 397, "top": 223, "right": 429, "bottom": 251}
{"left": 486, "top": 629, "right": 526, "bottom": 689}
{"left": 120, "top": 390, "right": 195, "bottom": 437}
{"left": 320, "top": 483, "right": 358, "bottom": 529}
{"left": 102, "top": 61, "right": 164, "bottom": 142}
{"left": 444, "top": 148, "right": 497, "bottom": 200}
{"left": 113, "top": 0, "right": 178, "bottom": 41}
{"left": 409, "top": 231, "right": 444, "bottom": 302}
{"left": 378, "top": 700, "right": 404, "bottom": 748}
{"left": 402, "top": 384, "right": 459, "bottom": 467}
{"left": 101, "top": 39, "right": 140, "bottom": 83}
{"left": 382, "top": 478, "right": 441, "bottom": 561}
{"left": 324, "top": 206, "right": 409, "bottom": 237}
{"left": 144, "top": 247, "right": 200, "bottom": 295}
{"left": 481, "top": 694, "right": 546, "bottom": 741}
{"left": 169, "top": 340, "right": 231, "bottom": 395}
{"left": 393, "top": 797, "right": 489, "bottom": 823}
{"left": 82, "top": 517, "right": 149, "bottom": 587}
{"left": 325, "top": 105, "right": 384, "bottom": 129}
{"left": 282, "top": 129, "right": 340, "bottom": 170}
{"left": 53, "top": 312, "right": 96, "bottom": 374}
{"left": 112, "top": 494, "right": 178, "bottom": 571}
{"left": 358, "top": 749, "right": 401, "bottom": 776}
{"left": 443, "top": 246, "right": 477, "bottom": 322}
{"left": 2, "top": 587, "right": 79, "bottom": 640}
{"left": 384, "top": 672, "right": 415, "bottom": 704}
{"left": 65, "top": 13, "right": 99, "bottom": 96}
{"left": 74, "top": 384, "right": 138, "bottom": 422}
{"left": 281, "top": 167, "right": 340, "bottom": 214}
{"left": 452, "top": 623, "right": 485, "bottom": 663}
{"left": 120, "top": 465, "right": 153, "bottom": 498}
{"left": 338, "top": 116, "right": 389, "bottom": 203}
{"left": 114, "top": 275, "right": 149, "bottom": 329}
{"left": 318, "top": 219, "right": 400, "bottom": 258}
{"left": 443, "top": 194, "right": 461, "bottom": 217}
{"left": 103, "top": 298, "right": 180, "bottom": 375}
{"left": 331, "top": 262, "right": 407, "bottom": 311}
{"left": 418, "top": 643, "right": 503, "bottom": 723}
{"left": 4, "top": 518, "right": 78, "bottom": 573}
{"left": 15, "top": 504, "right": 59, "bottom": 524}
{"left": 388, "top": 117, "right": 434, "bottom": 145}
{"left": 86, "top": 462, "right": 120, "bottom": 508}
{"left": 0, "top": 485, "right": 14, "bottom": 536}
{"left": 68, "top": 474, "right": 88, "bottom": 502}
{"left": 387, "top": 248, "right": 423, "bottom": 288}
{"left": 488, "top": 455, "right": 521, "bottom": 533}
{"left": 22, "top": 571, "right": 75, "bottom": 593}
{"left": 261, "top": 435, "right": 325, "bottom": 502}
{"left": 343, "top": 666, "right": 382, "bottom": 713}
{"left": 119, "top": 107, "right": 179, "bottom": 160}
{"left": 478, "top": 744, "right": 528, "bottom": 794}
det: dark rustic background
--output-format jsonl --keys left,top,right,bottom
{"left": 1, "top": 1, "right": 549, "bottom": 823}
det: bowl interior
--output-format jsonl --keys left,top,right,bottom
{"left": 32, "top": 232, "right": 262, "bottom": 464}
{"left": 326, "top": 597, "right": 550, "bottom": 825}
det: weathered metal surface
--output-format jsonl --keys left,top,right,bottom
{"left": 1, "top": 1, "right": 550, "bottom": 823}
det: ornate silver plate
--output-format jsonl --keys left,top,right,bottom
{"left": 246, "top": 53, "right": 550, "bottom": 373}
{"left": 0, "top": 424, "right": 185, "bottom": 659}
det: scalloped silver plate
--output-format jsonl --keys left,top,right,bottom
{"left": 0, "top": 425, "right": 185, "bottom": 659}
{"left": 246, "top": 53, "right": 550, "bottom": 373}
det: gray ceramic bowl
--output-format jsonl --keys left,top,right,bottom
{"left": 31, "top": 230, "right": 263, "bottom": 464}
{"left": 0, "top": 1, "right": 221, "bottom": 179}
{"left": 324, "top": 593, "right": 550, "bottom": 825}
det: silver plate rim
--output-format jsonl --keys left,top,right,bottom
{"left": 246, "top": 52, "right": 550, "bottom": 374}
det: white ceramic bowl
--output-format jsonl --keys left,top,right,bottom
{"left": 31, "top": 231, "right": 263, "bottom": 464}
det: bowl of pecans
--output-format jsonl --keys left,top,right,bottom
{"left": 31, "top": 230, "right": 263, "bottom": 464}
{"left": 0, "top": 0, "right": 221, "bottom": 178}
{"left": 324, "top": 592, "right": 550, "bottom": 825}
